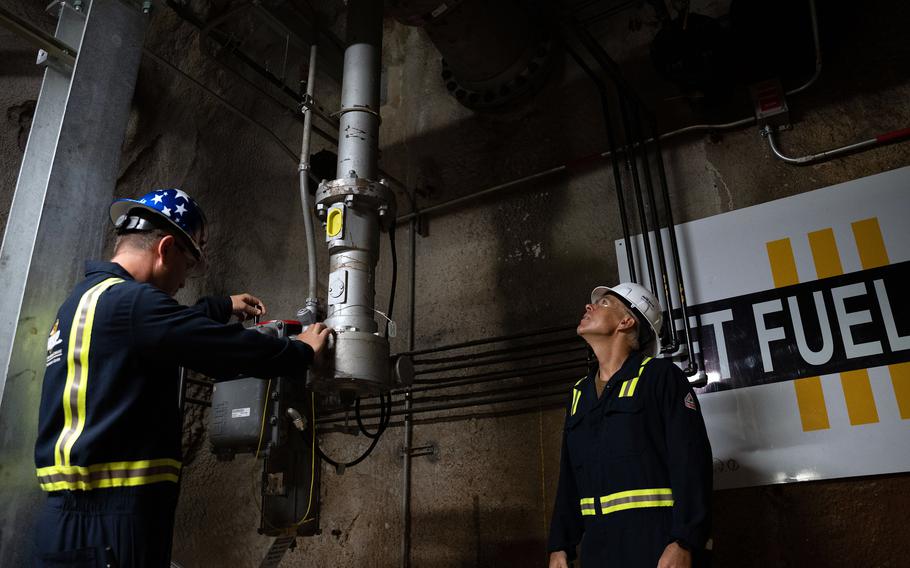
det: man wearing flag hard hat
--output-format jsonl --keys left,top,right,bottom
{"left": 32, "top": 189, "right": 332, "bottom": 566}
{"left": 547, "top": 282, "right": 713, "bottom": 568}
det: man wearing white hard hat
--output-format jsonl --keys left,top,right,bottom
{"left": 547, "top": 282, "right": 713, "bottom": 568}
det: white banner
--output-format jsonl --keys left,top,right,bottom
{"left": 616, "top": 166, "right": 910, "bottom": 489}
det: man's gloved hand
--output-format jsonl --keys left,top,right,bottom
{"left": 230, "top": 293, "right": 266, "bottom": 321}
{"left": 296, "top": 322, "right": 333, "bottom": 364}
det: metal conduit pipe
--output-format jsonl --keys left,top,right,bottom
{"left": 563, "top": 43, "right": 637, "bottom": 282}
{"left": 575, "top": 27, "right": 700, "bottom": 378}
{"left": 299, "top": 44, "right": 321, "bottom": 307}
{"left": 165, "top": 0, "right": 339, "bottom": 132}
{"left": 413, "top": 335, "right": 583, "bottom": 367}
{"left": 401, "top": 180, "right": 419, "bottom": 568}
{"left": 409, "top": 360, "right": 587, "bottom": 392}
{"left": 650, "top": 117, "right": 698, "bottom": 376}
{"left": 0, "top": 5, "right": 77, "bottom": 67}
{"left": 320, "top": 388, "right": 570, "bottom": 425}
{"left": 635, "top": 106, "right": 678, "bottom": 353}
{"left": 323, "top": 398, "right": 568, "bottom": 432}
{"left": 617, "top": 94, "right": 658, "bottom": 292}
{"left": 762, "top": 125, "right": 910, "bottom": 166}
{"left": 342, "top": 371, "right": 586, "bottom": 419}
{"left": 785, "top": 0, "right": 821, "bottom": 96}
{"left": 412, "top": 358, "right": 586, "bottom": 388}
{"left": 400, "top": 323, "right": 576, "bottom": 357}
{"left": 394, "top": 0, "right": 820, "bottom": 226}
{"left": 393, "top": 116, "right": 761, "bottom": 225}
{"left": 408, "top": 373, "right": 583, "bottom": 408}
{"left": 645, "top": 120, "right": 679, "bottom": 353}
{"left": 413, "top": 345, "right": 587, "bottom": 375}
{"left": 330, "top": 361, "right": 588, "bottom": 417}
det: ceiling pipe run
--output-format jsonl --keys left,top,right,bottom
{"left": 389, "top": 0, "right": 557, "bottom": 110}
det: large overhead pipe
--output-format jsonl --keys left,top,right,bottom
{"left": 389, "top": 0, "right": 557, "bottom": 110}
{"left": 310, "top": 0, "right": 396, "bottom": 396}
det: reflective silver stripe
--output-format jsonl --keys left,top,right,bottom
{"left": 36, "top": 458, "right": 183, "bottom": 491}
{"left": 599, "top": 488, "right": 674, "bottom": 515}
{"left": 580, "top": 498, "right": 597, "bottom": 516}
{"left": 55, "top": 279, "right": 123, "bottom": 465}
{"left": 37, "top": 464, "right": 180, "bottom": 486}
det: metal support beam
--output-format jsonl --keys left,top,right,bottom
{"left": 0, "top": 4, "right": 77, "bottom": 68}
{"left": 0, "top": 1, "right": 148, "bottom": 564}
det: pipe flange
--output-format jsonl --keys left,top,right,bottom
{"left": 330, "top": 104, "right": 382, "bottom": 124}
{"left": 441, "top": 36, "right": 557, "bottom": 110}
{"left": 316, "top": 177, "right": 397, "bottom": 228}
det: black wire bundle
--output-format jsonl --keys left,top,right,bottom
{"left": 311, "top": 392, "right": 392, "bottom": 469}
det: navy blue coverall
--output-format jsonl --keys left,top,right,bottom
{"left": 33, "top": 261, "right": 315, "bottom": 567}
{"left": 548, "top": 351, "right": 713, "bottom": 567}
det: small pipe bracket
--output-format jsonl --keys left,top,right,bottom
{"left": 298, "top": 93, "right": 316, "bottom": 114}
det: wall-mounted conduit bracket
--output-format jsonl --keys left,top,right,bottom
{"left": 400, "top": 442, "right": 439, "bottom": 461}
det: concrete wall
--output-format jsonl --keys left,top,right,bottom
{"left": 1, "top": 0, "right": 908, "bottom": 566}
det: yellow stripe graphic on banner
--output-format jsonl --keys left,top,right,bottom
{"left": 852, "top": 217, "right": 908, "bottom": 421}
{"left": 852, "top": 218, "right": 889, "bottom": 269}
{"left": 840, "top": 369, "right": 880, "bottom": 425}
{"left": 889, "top": 362, "right": 910, "bottom": 420}
{"left": 807, "top": 228, "right": 843, "bottom": 279}
{"left": 805, "top": 230, "right": 879, "bottom": 426}
{"left": 793, "top": 377, "right": 829, "bottom": 431}
{"left": 766, "top": 238, "right": 831, "bottom": 431}
{"left": 766, "top": 238, "right": 800, "bottom": 288}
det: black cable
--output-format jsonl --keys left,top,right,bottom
{"left": 385, "top": 224, "right": 398, "bottom": 338}
{"left": 313, "top": 392, "right": 391, "bottom": 468}
{"left": 356, "top": 392, "right": 388, "bottom": 439}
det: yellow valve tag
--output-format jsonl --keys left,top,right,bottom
{"left": 327, "top": 207, "right": 343, "bottom": 237}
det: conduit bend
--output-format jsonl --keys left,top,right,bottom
{"left": 762, "top": 125, "right": 910, "bottom": 166}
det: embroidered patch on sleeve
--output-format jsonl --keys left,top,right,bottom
{"left": 684, "top": 392, "right": 697, "bottom": 410}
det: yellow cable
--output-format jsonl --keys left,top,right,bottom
{"left": 295, "top": 391, "right": 317, "bottom": 526}
{"left": 254, "top": 379, "right": 272, "bottom": 460}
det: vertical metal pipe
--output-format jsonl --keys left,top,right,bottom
{"left": 617, "top": 95, "right": 659, "bottom": 295}
{"left": 401, "top": 214, "right": 417, "bottom": 568}
{"left": 178, "top": 367, "right": 187, "bottom": 416}
{"left": 335, "top": 0, "right": 381, "bottom": 181}
{"left": 633, "top": 105, "right": 678, "bottom": 352}
{"left": 564, "top": 45, "right": 636, "bottom": 281}
{"left": 300, "top": 44, "right": 320, "bottom": 301}
{"left": 313, "top": 0, "right": 392, "bottom": 394}
{"left": 650, "top": 118, "right": 697, "bottom": 374}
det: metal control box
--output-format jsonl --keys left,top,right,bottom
{"left": 210, "top": 377, "right": 269, "bottom": 459}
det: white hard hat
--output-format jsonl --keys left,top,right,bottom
{"left": 591, "top": 282, "right": 663, "bottom": 356}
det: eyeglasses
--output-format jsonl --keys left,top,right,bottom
{"left": 174, "top": 240, "right": 203, "bottom": 276}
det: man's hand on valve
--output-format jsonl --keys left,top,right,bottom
{"left": 296, "top": 322, "right": 333, "bottom": 366}
{"left": 230, "top": 293, "right": 265, "bottom": 321}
